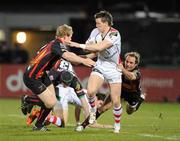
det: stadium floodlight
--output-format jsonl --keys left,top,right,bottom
{"left": 16, "top": 32, "right": 26, "bottom": 44}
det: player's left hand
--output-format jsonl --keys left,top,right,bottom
{"left": 117, "top": 63, "right": 124, "bottom": 70}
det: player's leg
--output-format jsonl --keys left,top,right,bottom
{"left": 136, "top": 92, "right": 146, "bottom": 111}
{"left": 33, "top": 84, "right": 57, "bottom": 130}
{"left": 22, "top": 74, "right": 56, "bottom": 131}
{"left": 70, "top": 77, "right": 90, "bottom": 121}
{"left": 126, "top": 92, "right": 146, "bottom": 114}
{"left": 109, "top": 83, "right": 122, "bottom": 133}
{"left": 87, "top": 72, "right": 104, "bottom": 124}
{"left": 52, "top": 102, "right": 66, "bottom": 127}
{"left": 76, "top": 94, "right": 112, "bottom": 131}
{"left": 26, "top": 108, "right": 41, "bottom": 126}
{"left": 46, "top": 111, "right": 65, "bottom": 127}
{"left": 38, "top": 84, "right": 57, "bottom": 108}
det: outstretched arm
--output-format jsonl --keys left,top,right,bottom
{"left": 67, "top": 40, "right": 112, "bottom": 52}
{"left": 75, "top": 105, "right": 81, "bottom": 124}
{"left": 80, "top": 52, "right": 97, "bottom": 59}
{"left": 118, "top": 63, "right": 137, "bottom": 80}
{"left": 62, "top": 51, "right": 95, "bottom": 67}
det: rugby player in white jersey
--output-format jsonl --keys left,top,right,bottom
{"left": 68, "top": 10, "right": 122, "bottom": 133}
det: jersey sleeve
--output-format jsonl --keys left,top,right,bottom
{"left": 132, "top": 69, "right": 141, "bottom": 80}
{"left": 106, "top": 30, "right": 120, "bottom": 44}
{"left": 51, "top": 41, "right": 67, "bottom": 57}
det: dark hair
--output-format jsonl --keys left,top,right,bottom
{"left": 60, "top": 70, "right": 74, "bottom": 86}
{"left": 94, "top": 10, "right": 113, "bottom": 26}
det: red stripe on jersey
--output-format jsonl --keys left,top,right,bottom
{"left": 119, "top": 56, "right": 122, "bottom": 64}
{"left": 29, "top": 63, "right": 39, "bottom": 78}
{"left": 35, "top": 57, "right": 54, "bottom": 79}
{"left": 110, "top": 27, "right": 118, "bottom": 32}
{"left": 29, "top": 42, "right": 53, "bottom": 78}
{"left": 53, "top": 60, "right": 61, "bottom": 70}
{"left": 33, "top": 48, "right": 47, "bottom": 64}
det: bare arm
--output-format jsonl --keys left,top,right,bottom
{"left": 80, "top": 52, "right": 97, "bottom": 59}
{"left": 68, "top": 40, "right": 112, "bottom": 52}
{"left": 79, "top": 96, "right": 90, "bottom": 119}
{"left": 118, "top": 63, "right": 136, "bottom": 80}
{"left": 75, "top": 105, "right": 81, "bottom": 124}
{"left": 62, "top": 51, "right": 95, "bottom": 67}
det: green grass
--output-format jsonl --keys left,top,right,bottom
{"left": 0, "top": 99, "right": 180, "bottom": 141}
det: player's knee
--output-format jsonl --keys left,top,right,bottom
{"left": 87, "top": 89, "right": 96, "bottom": 97}
{"left": 45, "top": 99, "right": 57, "bottom": 108}
{"left": 112, "top": 99, "right": 120, "bottom": 107}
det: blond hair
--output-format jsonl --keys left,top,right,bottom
{"left": 124, "top": 52, "right": 140, "bottom": 65}
{"left": 56, "top": 24, "right": 73, "bottom": 38}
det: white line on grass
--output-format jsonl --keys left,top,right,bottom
{"left": 137, "top": 133, "right": 179, "bottom": 141}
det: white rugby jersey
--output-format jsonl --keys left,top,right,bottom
{"left": 86, "top": 27, "right": 121, "bottom": 65}
{"left": 57, "top": 59, "right": 76, "bottom": 75}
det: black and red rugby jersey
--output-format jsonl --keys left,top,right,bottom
{"left": 122, "top": 68, "right": 141, "bottom": 93}
{"left": 25, "top": 38, "right": 67, "bottom": 79}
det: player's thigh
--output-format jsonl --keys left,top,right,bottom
{"left": 109, "top": 83, "right": 121, "bottom": 104}
{"left": 38, "top": 84, "right": 57, "bottom": 108}
{"left": 87, "top": 73, "right": 104, "bottom": 95}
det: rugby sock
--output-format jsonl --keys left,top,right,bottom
{"left": 113, "top": 106, "right": 122, "bottom": 126}
{"left": 96, "top": 110, "right": 101, "bottom": 119}
{"left": 46, "top": 115, "right": 62, "bottom": 127}
{"left": 81, "top": 115, "right": 90, "bottom": 128}
{"left": 35, "top": 107, "right": 52, "bottom": 128}
{"left": 25, "top": 95, "right": 44, "bottom": 107}
{"left": 88, "top": 95, "right": 96, "bottom": 112}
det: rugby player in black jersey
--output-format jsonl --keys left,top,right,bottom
{"left": 21, "top": 24, "right": 95, "bottom": 131}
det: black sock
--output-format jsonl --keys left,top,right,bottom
{"left": 81, "top": 115, "right": 90, "bottom": 129}
{"left": 136, "top": 97, "right": 144, "bottom": 111}
{"left": 81, "top": 110, "right": 102, "bottom": 129}
{"left": 96, "top": 110, "right": 101, "bottom": 119}
{"left": 25, "top": 95, "right": 44, "bottom": 107}
{"left": 35, "top": 107, "right": 52, "bottom": 128}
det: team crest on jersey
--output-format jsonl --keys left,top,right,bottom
{"left": 109, "top": 31, "right": 118, "bottom": 38}
{"left": 75, "top": 83, "right": 81, "bottom": 90}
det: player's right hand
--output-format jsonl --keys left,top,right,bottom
{"left": 82, "top": 58, "right": 95, "bottom": 67}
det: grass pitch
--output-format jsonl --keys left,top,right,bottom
{"left": 0, "top": 99, "right": 180, "bottom": 141}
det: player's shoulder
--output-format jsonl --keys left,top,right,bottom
{"left": 109, "top": 27, "right": 119, "bottom": 37}
{"left": 132, "top": 68, "right": 141, "bottom": 79}
{"left": 110, "top": 27, "right": 119, "bottom": 32}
